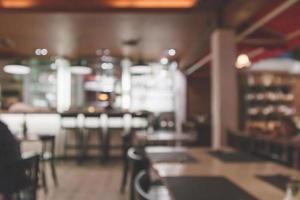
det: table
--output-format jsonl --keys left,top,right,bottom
{"left": 145, "top": 147, "right": 300, "bottom": 200}
{"left": 136, "top": 130, "right": 196, "bottom": 146}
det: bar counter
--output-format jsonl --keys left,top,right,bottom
{"left": 0, "top": 111, "right": 150, "bottom": 157}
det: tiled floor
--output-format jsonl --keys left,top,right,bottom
{"left": 39, "top": 160, "right": 128, "bottom": 200}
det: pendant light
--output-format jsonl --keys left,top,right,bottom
{"left": 121, "top": 39, "right": 151, "bottom": 74}
{"left": 236, "top": 54, "right": 251, "bottom": 69}
{"left": 3, "top": 60, "right": 31, "bottom": 75}
{"left": 71, "top": 59, "right": 92, "bottom": 75}
{"left": 130, "top": 59, "right": 151, "bottom": 74}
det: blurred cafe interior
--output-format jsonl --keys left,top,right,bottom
{"left": 3, "top": 0, "right": 300, "bottom": 200}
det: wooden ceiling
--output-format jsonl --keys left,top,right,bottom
{"left": 0, "top": 0, "right": 273, "bottom": 69}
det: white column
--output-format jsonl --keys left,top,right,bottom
{"left": 121, "top": 58, "right": 131, "bottom": 110}
{"left": 56, "top": 58, "right": 71, "bottom": 113}
{"left": 173, "top": 65, "right": 187, "bottom": 134}
{"left": 211, "top": 29, "right": 238, "bottom": 149}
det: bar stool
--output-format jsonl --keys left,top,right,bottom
{"left": 100, "top": 113, "right": 109, "bottom": 161}
{"left": 82, "top": 112, "right": 103, "bottom": 161}
{"left": 39, "top": 134, "right": 58, "bottom": 193}
{"left": 60, "top": 113, "right": 82, "bottom": 162}
{"left": 104, "top": 111, "right": 126, "bottom": 161}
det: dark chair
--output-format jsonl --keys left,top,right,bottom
{"left": 120, "top": 111, "right": 150, "bottom": 193}
{"left": 134, "top": 170, "right": 171, "bottom": 200}
{"left": 3, "top": 154, "right": 40, "bottom": 200}
{"left": 39, "top": 135, "right": 58, "bottom": 193}
{"left": 60, "top": 113, "right": 82, "bottom": 162}
{"left": 120, "top": 126, "right": 133, "bottom": 193}
{"left": 127, "top": 147, "right": 150, "bottom": 200}
{"left": 134, "top": 171, "right": 151, "bottom": 200}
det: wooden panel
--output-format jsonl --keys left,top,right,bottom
{"left": 0, "top": 0, "right": 273, "bottom": 69}
{"left": 187, "top": 75, "right": 211, "bottom": 120}
{"left": 0, "top": 11, "right": 216, "bottom": 69}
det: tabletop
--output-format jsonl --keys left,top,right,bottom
{"left": 145, "top": 146, "right": 300, "bottom": 200}
{"left": 136, "top": 131, "right": 196, "bottom": 143}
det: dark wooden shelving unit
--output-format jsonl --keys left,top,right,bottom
{"left": 240, "top": 73, "right": 296, "bottom": 136}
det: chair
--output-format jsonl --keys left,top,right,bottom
{"left": 39, "top": 135, "right": 58, "bottom": 193}
{"left": 127, "top": 147, "right": 150, "bottom": 200}
{"left": 60, "top": 113, "right": 82, "bottom": 162}
{"left": 134, "top": 171, "right": 151, "bottom": 200}
{"left": 135, "top": 171, "right": 171, "bottom": 200}
{"left": 3, "top": 154, "right": 40, "bottom": 200}
{"left": 120, "top": 112, "right": 156, "bottom": 194}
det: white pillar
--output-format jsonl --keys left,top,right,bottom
{"left": 211, "top": 29, "right": 238, "bottom": 149}
{"left": 121, "top": 58, "right": 131, "bottom": 110}
{"left": 56, "top": 58, "right": 71, "bottom": 113}
{"left": 173, "top": 67, "right": 187, "bottom": 134}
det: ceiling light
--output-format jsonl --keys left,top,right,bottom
{"left": 130, "top": 59, "right": 151, "bottom": 74}
{"left": 103, "top": 49, "right": 110, "bottom": 55}
{"left": 160, "top": 57, "right": 169, "bottom": 65}
{"left": 35, "top": 48, "right": 48, "bottom": 56}
{"left": 130, "top": 66, "right": 152, "bottom": 74}
{"left": 168, "top": 49, "right": 176, "bottom": 56}
{"left": 71, "top": 59, "right": 92, "bottom": 75}
{"left": 41, "top": 49, "right": 48, "bottom": 56}
{"left": 101, "top": 63, "right": 114, "bottom": 70}
{"left": 71, "top": 66, "right": 92, "bottom": 75}
{"left": 35, "top": 48, "right": 41, "bottom": 55}
{"left": 4, "top": 64, "right": 31, "bottom": 75}
{"left": 96, "top": 49, "right": 103, "bottom": 56}
{"left": 236, "top": 54, "right": 251, "bottom": 69}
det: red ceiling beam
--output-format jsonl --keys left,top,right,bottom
{"left": 185, "top": 0, "right": 300, "bottom": 76}
{"left": 236, "top": 0, "right": 298, "bottom": 42}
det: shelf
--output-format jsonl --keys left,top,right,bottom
{"left": 247, "top": 84, "right": 292, "bottom": 89}
{"left": 245, "top": 100, "right": 293, "bottom": 105}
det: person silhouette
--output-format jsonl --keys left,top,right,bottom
{"left": 0, "top": 120, "right": 21, "bottom": 200}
